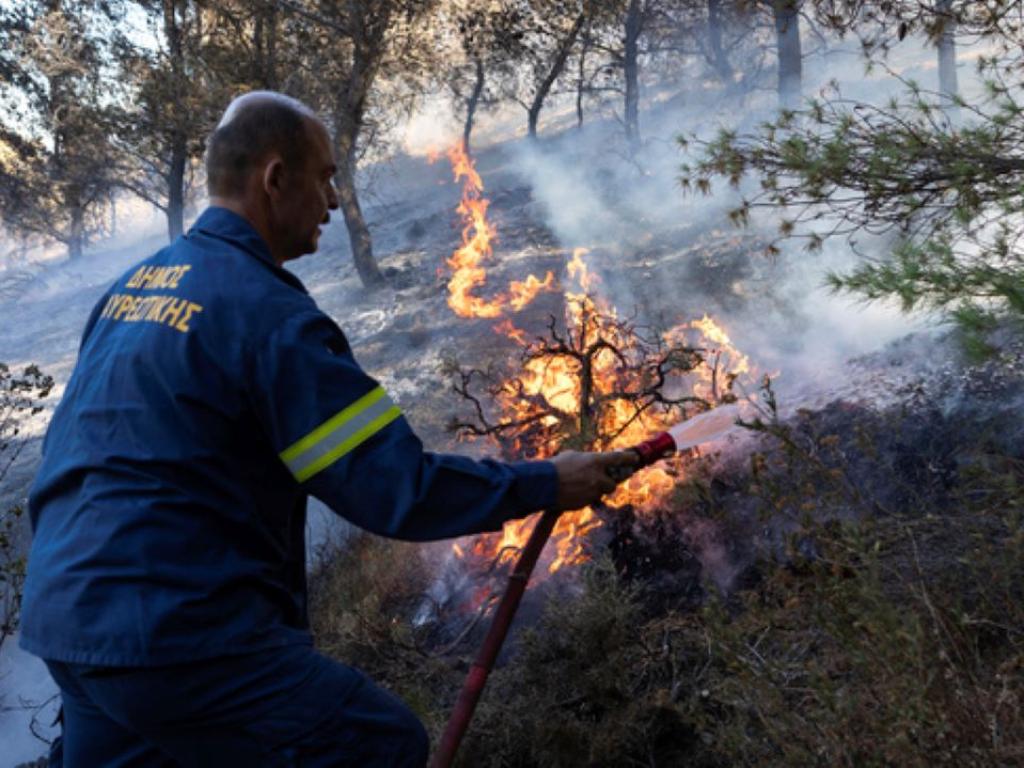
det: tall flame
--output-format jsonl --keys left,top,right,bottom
{"left": 443, "top": 142, "right": 554, "bottom": 318}
{"left": 441, "top": 146, "right": 755, "bottom": 577}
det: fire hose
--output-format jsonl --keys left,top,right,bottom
{"left": 429, "top": 431, "right": 680, "bottom": 768}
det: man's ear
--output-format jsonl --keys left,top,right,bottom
{"left": 261, "top": 156, "right": 286, "bottom": 199}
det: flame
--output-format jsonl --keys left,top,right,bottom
{"left": 441, "top": 142, "right": 555, "bottom": 318}
{"left": 439, "top": 146, "right": 755, "bottom": 577}
{"left": 509, "top": 272, "right": 556, "bottom": 311}
{"left": 464, "top": 250, "right": 755, "bottom": 574}
{"left": 493, "top": 318, "right": 528, "bottom": 346}
{"left": 686, "top": 314, "right": 751, "bottom": 401}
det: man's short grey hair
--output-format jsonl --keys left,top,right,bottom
{"left": 206, "top": 91, "right": 322, "bottom": 197}
{"left": 216, "top": 91, "right": 317, "bottom": 129}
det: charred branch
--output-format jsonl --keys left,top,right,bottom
{"left": 448, "top": 297, "right": 714, "bottom": 459}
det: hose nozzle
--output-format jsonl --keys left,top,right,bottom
{"left": 606, "top": 431, "right": 676, "bottom": 482}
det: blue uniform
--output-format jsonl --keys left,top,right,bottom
{"left": 19, "top": 207, "right": 557, "bottom": 766}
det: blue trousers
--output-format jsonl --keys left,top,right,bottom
{"left": 44, "top": 644, "right": 429, "bottom": 767}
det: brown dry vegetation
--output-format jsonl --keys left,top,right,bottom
{"left": 308, "top": 372, "right": 1024, "bottom": 766}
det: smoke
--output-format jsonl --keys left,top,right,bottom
{"left": 421, "top": 30, "right": 994, "bottom": 594}
{"left": 0, "top": 21, "right": 1005, "bottom": 756}
{"left": 401, "top": 94, "right": 462, "bottom": 157}
{"left": 495, "top": 31, "right": 984, "bottom": 412}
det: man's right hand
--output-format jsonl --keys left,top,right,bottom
{"left": 550, "top": 450, "right": 638, "bottom": 511}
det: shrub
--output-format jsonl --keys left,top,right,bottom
{"left": 0, "top": 362, "right": 52, "bottom": 655}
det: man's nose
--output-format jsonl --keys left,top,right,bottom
{"left": 327, "top": 182, "right": 340, "bottom": 211}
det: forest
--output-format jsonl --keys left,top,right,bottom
{"left": 2, "top": 1, "right": 1024, "bottom": 766}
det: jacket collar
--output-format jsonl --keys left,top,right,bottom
{"left": 187, "top": 206, "right": 308, "bottom": 294}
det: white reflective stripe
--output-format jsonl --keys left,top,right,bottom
{"left": 280, "top": 387, "right": 402, "bottom": 482}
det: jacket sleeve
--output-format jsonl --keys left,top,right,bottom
{"left": 248, "top": 310, "right": 558, "bottom": 541}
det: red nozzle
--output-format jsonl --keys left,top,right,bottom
{"left": 631, "top": 431, "right": 675, "bottom": 467}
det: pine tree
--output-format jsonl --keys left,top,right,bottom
{"left": 682, "top": 6, "right": 1024, "bottom": 352}
{"left": 0, "top": 1, "right": 119, "bottom": 259}
{"left": 111, "top": 0, "right": 235, "bottom": 243}
{"left": 270, "top": 0, "right": 442, "bottom": 289}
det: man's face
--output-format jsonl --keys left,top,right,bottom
{"left": 275, "top": 119, "right": 339, "bottom": 262}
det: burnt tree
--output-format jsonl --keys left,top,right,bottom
{"left": 448, "top": 299, "right": 711, "bottom": 458}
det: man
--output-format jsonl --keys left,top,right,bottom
{"left": 19, "top": 92, "right": 635, "bottom": 767}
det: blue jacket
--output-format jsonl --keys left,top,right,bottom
{"left": 19, "top": 207, "right": 557, "bottom": 666}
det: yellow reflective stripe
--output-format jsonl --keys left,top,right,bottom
{"left": 281, "top": 387, "right": 386, "bottom": 463}
{"left": 294, "top": 405, "right": 401, "bottom": 482}
{"left": 279, "top": 386, "right": 402, "bottom": 482}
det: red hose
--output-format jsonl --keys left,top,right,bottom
{"left": 431, "top": 434, "right": 675, "bottom": 766}
{"left": 430, "top": 508, "right": 561, "bottom": 768}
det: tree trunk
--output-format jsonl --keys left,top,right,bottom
{"left": 68, "top": 204, "right": 84, "bottom": 260}
{"left": 164, "top": 0, "right": 186, "bottom": 241}
{"left": 936, "top": 0, "right": 958, "bottom": 101}
{"left": 707, "top": 0, "right": 734, "bottom": 83}
{"left": 334, "top": 6, "right": 387, "bottom": 289}
{"left": 335, "top": 157, "right": 381, "bottom": 288}
{"left": 335, "top": 99, "right": 383, "bottom": 288}
{"left": 528, "top": 12, "right": 586, "bottom": 140}
{"left": 463, "top": 56, "right": 485, "bottom": 155}
{"left": 623, "top": 0, "right": 642, "bottom": 150}
{"left": 254, "top": 4, "right": 278, "bottom": 88}
{"left": 167, "top": 138, "right": 186, "bottom": 241}
{"left": 773, "top": 0, "right": 802, "bottom": 109}
{"left": 576, "top": 18, "right": 592, "bottom": 129}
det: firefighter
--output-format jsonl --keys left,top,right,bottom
{"left": 18, "top": 91, "right": 636, "bottom": 767}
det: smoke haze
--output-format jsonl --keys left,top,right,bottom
{"left": 0, "top": 23, "right": 999, "bottom": 766}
